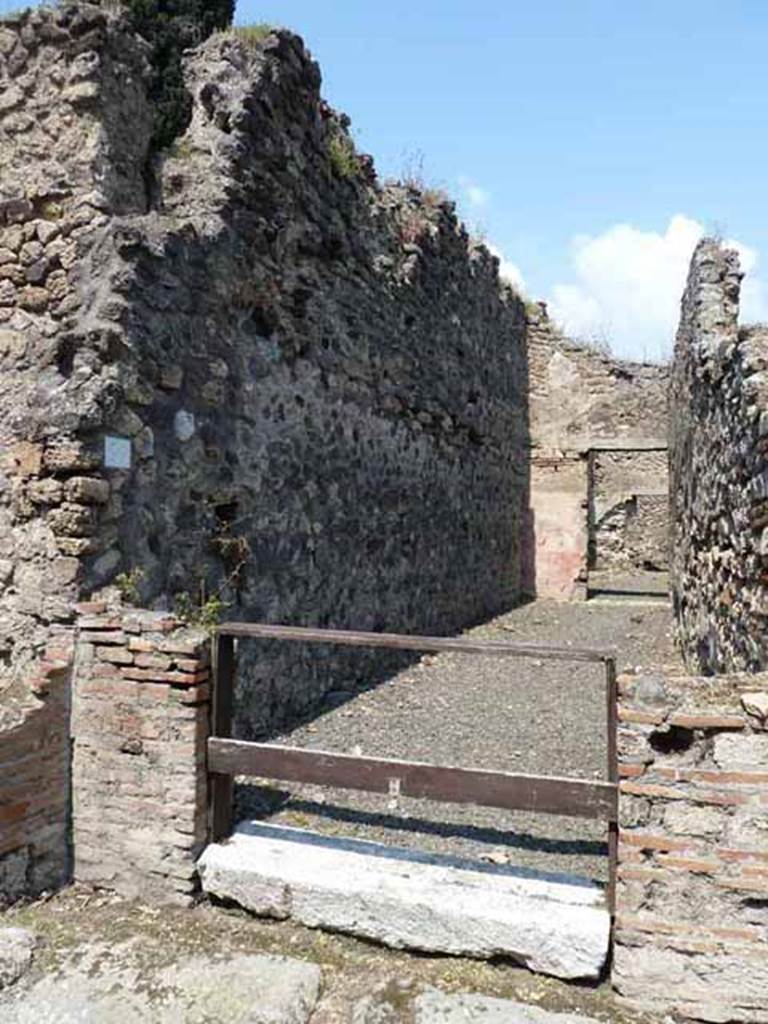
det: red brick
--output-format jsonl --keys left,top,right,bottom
{"left": 95, "top": 646, "right": 134, "bottom": 665}
{"left": 79, "top": 678, "right": 140, "bottom": 701}
{"left": 163, "top": 670, "right": 209, "bottom": 686}
{"left": 692, "top": 789, "right": 750, "bottom": 807}
{"left": 718, "top": 848, "right": 768, "bottom": 864}
{"left": 717, "top": 877, "right": 768, "bottom": 894}
{"left": 658, "top": 854, "right": 718, "bottom": 874}
{"left": 80, "top": 630, "right": 126, "bottom": 645}
{"left": 79, "top": 616, "right": 123, "bottom": 630}
{"left": 139, "top": 684, "right": 172, "bottom": 703}
{"left": 660, "top": 767, "right": 768, "bottom": 785}
{"left": 159, "top": 638, "right": 208, "bottom": 656}
{"left": 173, "top": 683, "right": 210, "bottom": 705}
{"left": 619, "top": 763, "right": 645, "bottom": 778}
{"left": 618, "top": 708, "right": 666, "bottom": 725}
{"left": 75, "top": 601, "right": 107, "bottom": 614}
{"left": 620, "top": 781, "right": 685, "bottom": 800}
{"left": 668, "top": 713, "right": 746, "bottom": 730}
{"left": 121, "top": 667, "right": 170, "bottom": 683}
{"left": 620, "top": 832, "right": 695, "bottom": 852}
{"left": 174, "top": 658, "right": 208, "bottom": 673}
{"left": 134, "top": 653, "right": 173, "bottom": 671}
{"left": 127, "top": 637, "right": 155, "bottom": 653}
{"left": 617, "top": 865, "right": 664, "bottom": 882}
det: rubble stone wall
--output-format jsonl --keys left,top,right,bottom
{"left": 0, "top": 2, "right": 150, "bottom": 679}
{"left": 614, "top": 668, "right": 768, "bottom": 1022}
{"left": 71, "top": 603, "right": 210, "bottom": 904}
{"left": 0, "top": 5, "right": 528, "bottom": 740}
{"left": 525, "top": 305, "right": 669, "bottom": 596}
{"left": 670, "top": 239, "right": 768, "bottom": 673}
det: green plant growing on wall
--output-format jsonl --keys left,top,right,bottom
{"left": 328, "top": 128, "right": 361, "bottom": 180}
{"left": 229, "top": 23, "right": 275, "bottom": 49}
{"left": 174, "top": 587, "right": 229, "bottom": 631}
{"left": 115, "top": 568, "right": 145, "bottom": 605}
{"left": 174, "top": 528, "right": 251, "bottom": 631}
{"left": 108, "top": 0, "right": 235, "bottom": 151}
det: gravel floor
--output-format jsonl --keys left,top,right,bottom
{"left": 237, "top": 594, "right": 680, "bottom": 888}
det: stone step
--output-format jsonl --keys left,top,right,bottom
{"left": 198, "top": 823, "right": 611, "bottom": 981}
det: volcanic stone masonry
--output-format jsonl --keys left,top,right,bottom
{"left": 670, "top": 239, "right": 768, "bottom": 673}
{"left": 0, "top": 2, "right": 528, "bottom": 749}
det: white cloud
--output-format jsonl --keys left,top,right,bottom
{"left": 548, "top": 215, "right": 768, "bottom": 362}
{"left": 458, "top": 175, "right": 489, "bottom": 209}
{"left": 487, "top": 244, "right": 526, "bottom": 292}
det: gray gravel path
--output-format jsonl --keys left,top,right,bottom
{"left": 237, "top": 596, "right": 679, "bottom": 887}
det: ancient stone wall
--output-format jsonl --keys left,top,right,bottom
{"left": 0, "top": 2, "right": 150, "bottom": 679}
{"left": 71, "top": 603, "right": 210, "bottom": 904}
{"left": 525, "top": 305, "right": 669, "bottom": 597}
{"left": 0, "top": 6, "right": 528, "bottom": 739}
{"left": 670, "top": 239, "right": 768, "bottom": 673}
{"left": 614, "top": 668, "right": 768, "bottom": 1023}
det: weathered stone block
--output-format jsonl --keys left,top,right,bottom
{"left": 199, "top": 824, "right": 610, "bottom": 981}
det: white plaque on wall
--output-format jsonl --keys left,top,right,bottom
{"left": 104, "top": 435, "right": 132, "bottom": 470}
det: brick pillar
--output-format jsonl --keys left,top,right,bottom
{"left": 71, "top": 603, "right": 211, "bottom": 904}
{"left": 613, "top": 670, "right": 768, "bottom": 1022}
{"left": 0, "top": 630, "right": 74, "bottom": 904}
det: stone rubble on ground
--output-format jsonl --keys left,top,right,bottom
{"left": 413, "top": 990, "right": 600, "bottom": 1024}
{"left": 0, "top": 948, "right": 322, "bottom": 1024}
{"left": 0, "top": 927, "right": 36, "bottom": 989}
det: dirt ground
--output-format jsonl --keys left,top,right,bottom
{"left": 239, "top": 592, "right": 679, "bottom": 888}
{"left": 2, "top": 885, "right": 657, "bottom": 1023}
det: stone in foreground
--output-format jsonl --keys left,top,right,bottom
{"left": 0, "top": 949, "right": 321, "bottom": 1024}
{"left": 414, "top": 990, "right": 600, "bottom": 1023}
{"left": 198, "top": 823, "right": 610, "bottom": 980}
{"left": 0, "top": 929, "right": 36, "bottom": 990}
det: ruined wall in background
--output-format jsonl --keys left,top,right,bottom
{"left": 591, "top": 449, "right": 668, "bottom": 571}
{"left": 0, "top": 5, "right": 528, "bottom": 747}
{"left": 525, "top": 305, "right": 669, "bottom": 598}
{"left": 670, "top": 240, "right": 768, "bottom": 674}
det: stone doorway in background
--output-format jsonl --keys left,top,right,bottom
{"left": 586, "top": 443, "right": 669, "bottom": 602}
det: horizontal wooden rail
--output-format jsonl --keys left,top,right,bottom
{"left": 215, "top": 622, "right": 614, "bottom": 665}
{"left": 208, "top": 738, "right": 618, "bottom": 822}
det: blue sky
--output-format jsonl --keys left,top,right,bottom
{"left": 233, "top": 0, "right": 768, "bottom": 360}
{"left": 4, "top": 1, "right": 767, "bottom": 359}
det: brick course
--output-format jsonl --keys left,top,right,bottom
{"left": 71, "top": 605, "right": 211, "bottom": 904}
{"left": 614, "top": 669, "right": 768, "bottom": 1023}
{"left": 0, "top": 631, "right": 73, "bottom": 904}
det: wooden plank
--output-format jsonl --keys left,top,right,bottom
{"left": 210, "top": 634, "right": 235, "bottom": 842}
{"left": 214, "top": 622, "right": 613, "bottom": 665}
{"left": 208, "top": 738, "right": 618, "bottom": 822}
